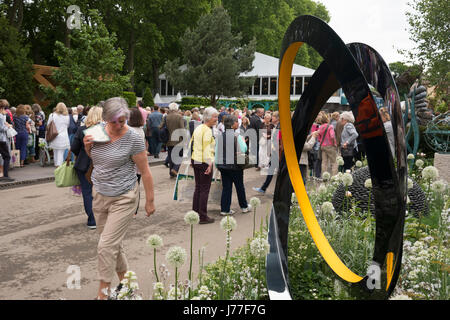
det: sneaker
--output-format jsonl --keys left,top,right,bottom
{"left": 241, "top": 204, "right": 252, "bottom": 213}
{"left": 87, "top": 225, "right": 97, "bottom": 230}
{"left": 252, "top": 187, "right": 265, "bottom": 194}
{"left": 220, "top": 209, "right": 235, "bottom": 216}
{"left": 170, "top": 169, "right": 178, "bottom": 177}
{"left": 199, "top": 217, "right": 215, "bottom": 224}
{"left": 0, "top": 177, "right": 15, "bottom": 182}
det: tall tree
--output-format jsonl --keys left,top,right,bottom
{"left": 405, "top": 0, "right": 449, "bottom": 103}
{"left": 164, "top": 6, "right": 256, "bottom": 106}
{"left": 222, "top": 0, "right": 330, "bottom": 69}
{"left": 0, "top": 16, "right": 34, "bottom": 105}
{"left": 43, "top": 10, "right": 131, "bottom": 106}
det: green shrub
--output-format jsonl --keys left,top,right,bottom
{"left": 181, "top": 96, "right": 210, "bottom": 106}
{"left": 122, "top": 91, "right": 137, "bottom": 108}
{"left": 142, "top": 87, "right": 154, "bottom": 107}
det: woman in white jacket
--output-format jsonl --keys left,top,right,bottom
{"left": 48, "top": 102, "right": 70, "bottom": 167}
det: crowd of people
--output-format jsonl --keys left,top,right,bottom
{"left": 1, "top": 96, "right": 394, "bottom": 299}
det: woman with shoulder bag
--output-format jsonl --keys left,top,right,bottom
{"left": 339, "top": 111, "right": 359, "bottom": 171}
{"left": 70, "top": 106, "right": 103, "bottom": 229}
{"left": 215, "top": 115, "right": 251, "bottom": 216}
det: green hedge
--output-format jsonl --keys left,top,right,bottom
{"left": 122, "top": 91, "right": 137, "bottom": 108}
{"left": 181, "top": 96, "right": 210, "bottom": 106}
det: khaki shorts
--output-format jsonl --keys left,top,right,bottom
{"left": 92, "top": 183, "right": 139, "bottom": 283}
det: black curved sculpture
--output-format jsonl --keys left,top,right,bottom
{"left": 267, "top": 15, "right": 407, "bottom": 299}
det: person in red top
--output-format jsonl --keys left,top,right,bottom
{"left": 317, "top": 113, "right": 338, "bottom": 176}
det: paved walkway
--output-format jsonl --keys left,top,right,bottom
{"left": 0, "top": 151, "right": 168, "bottom": 190}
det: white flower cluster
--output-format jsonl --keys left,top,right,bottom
{"left": 321, "top": 201, "right": 334, "bottom": 215}
{"left": 364, "top": 178, "right": 372, "bottom": 189}
{"left": 250, "top": 237, "right": 270, "bottom": 259}
{"left": 166, "top": 246, "right": 187, "bottom": 268}
{"left": 220, "top": 216, "right": 237, "bottom": 232}
{"left": 322, "top": 171, "right": 331, "bottom": 181}
{"left": 421, "top": 165, "right": 439, "bottom": 181}
{"left": 184, "top": 210, "right": 200, "bottom": 225}
{"left": 415, "top": 159, "right": 424, "bottom": 168}
{"left": 431, "top": 180, "right": 447, "bottom": 194}
{"left": 342, "top": 172, "right": 353, "bottom": 187}
{"left": 250, "top": 197, "right": 261, "bottom": 208}
{"left": 146, "top": 234, "right": 163, "bottom": 249}
{"left": 336, "top": 156, "right": 344, "bottom": 166}
{"left": 115, "top": 271, "right": 142, "bottom": 300}
{"left": 191, "top": 285, "right": 212, "bottom": 300}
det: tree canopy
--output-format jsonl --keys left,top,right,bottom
{"left": 43, "top": 10, "right": 131, "bottom": 107}
{"left": 1, "top": 0, "right": 331, "bottom": 104}
{"left": 405, "top": 0, "right": 449, "bottom": 104}
{"left": 163, "top": 6, "right": 256, "bottom": 106}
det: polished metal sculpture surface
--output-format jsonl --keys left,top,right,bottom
{"left": 267, "top": 15, "right": 407, "bottom": 299}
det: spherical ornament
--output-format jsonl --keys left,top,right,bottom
{"left": 332, "top": 166, "right": 429, "bottom": 217}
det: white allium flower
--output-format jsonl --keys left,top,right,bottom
{"left": 165, "top": 246, "right": 187, "bottom": 268}
{"left": 415, "top": 159, "right": 424, "bottom": 168}
{"left": 422, "top": 166, "right": 439, "bottom": 181}
{"left": 184, "top": 210, "right": 200, "bottom": 225}
{"left": 250, "top": 197, "right": 261, "bottom": 207}
{"left": 407, "top": 178, "right": 413, "bottom": 190}
{"left": 291, "top": 192, "right": 297, "bottom": 203}
{"left": 390, "top": 294, "right": 412, "bottom": 300}
{"left": 431, "top": 180, "right": 446, "bottom": 194}
{"left": 147, "top": 234, "right": 163, "bottom": 249}
{"left": 124, "top": 271, "right": 136, "bottom": 279}
{"left": 364, "top": 178, "right": 372, "bottom": 189}
{"left": 220, "top": 216, "right": 237, "bottom": 232}
{"left": 321, "top": 201, "right": 334, "bottom": 215}
{"left": 318, "top": 184, "right": 327, "bottom": 195}
{"left": 153, "top": 282, "right": 164, "bottom": 291}
{"left": 250, "top": 237, "right": 270, "bottom": 259}
{"left": 322, "top": 171, "right": 330, "bottom": 181}
{"left": 342, "top": 172, "right": 353, "bottom": 186}
{"left": 337, "top": 157, "right": 344, "bottom": 166}
{"left": 407, "top": 153, "right": 415, "bottom": 160}
{"left": 345, "top": 191, "right": 352, "bottom": 197}
{"left": 355, "top": 160, "right": 362, "bottom": 167}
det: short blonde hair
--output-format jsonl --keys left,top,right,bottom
{"left": 55, "top": 102, "right": 68, "bottom": 115}
{"left": 85, "top": 106, "right": 103, "bottom": 128}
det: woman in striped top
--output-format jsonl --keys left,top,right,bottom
{"left": 83, "top": 97, "right": 155, "bottom": 300}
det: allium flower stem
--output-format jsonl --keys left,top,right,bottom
{"left": 153, "top": 248, "right": 159, "bottom": 283}
{"left": 175, "top": 267, "right": 178, "bottom": 301}
{"left": 188, "top": 224, "right": 193, "bottom": 299}
{"left": 220, "top": 226, "right": 231, "bottom": 299}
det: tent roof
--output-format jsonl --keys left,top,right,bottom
{"left": 159, "top": 51, "right": 315, "bottom": 79}
{"left": 241, "top": 51, "right": 315, "bottom": 77}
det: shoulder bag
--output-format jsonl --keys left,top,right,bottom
{"left": 45, "top": 120, "right": 58, "bottom": 142}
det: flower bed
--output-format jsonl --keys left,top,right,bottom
{"left": 109, "top": 154, "right": 448, "bottom": 300}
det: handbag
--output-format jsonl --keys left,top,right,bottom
{"left": 208, "top": 168, "right": 222, "bottom": 204}
{"left": 54, "top": 151, "right": 80, "bottom": 187}
{"left": 45, "top": 120, "right": 58, "bottom": 142}
{"left": 315, "top": 124, "right": 330, "bottom": 161}
{"left": 6, "top": 127, "right": 17, "bottom": 138}
{"left": 10, "top": 139, "right": 20, "bottom": 168}
{"left": 159, "top": 117, "right": 169, "bottom": 144}
{"left": 173, "top": 161, "right": 195, "bottom": 201}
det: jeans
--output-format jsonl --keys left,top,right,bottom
{"left": 0, "top": 141, "right": 11, "bottom": 177}
{"left": 219, "top": 168, "right": 248, "bottom": 213}
{"left": 192, "top": 161, "right": 212, "bottom": 220}
{"left": 168, "top": 146, "right": 182, "bottom": 173}
{"left": 148, "top": 127, "right": 162, "bottom": 156}
{"left": 75, "top": 168, "right": 96, "bottom": 226}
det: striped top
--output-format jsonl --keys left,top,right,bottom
{"left": 91, "top": 126, "right": 145, "bottom": 197}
